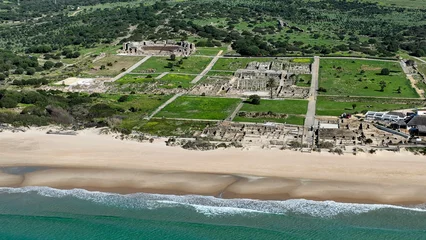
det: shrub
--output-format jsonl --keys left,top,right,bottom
{"left": 118, "top": 95, "right": 129, "bottom": 102}
{"left": 248, "top": 94, "right": 260, "bottom": 105}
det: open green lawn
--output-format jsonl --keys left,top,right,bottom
{"left": 234, "top": 99, "right": 308, "bottom": 125}
{"left": 195, "top": 47, "right": 227, "bottom": 56}
{"left": 115, "top": 74, "right": 160, "bottom": 84}
{"left": 316, "top": 96, "right": 424, "bottom": 116}
{"left": 206, "top": 71, "right": 235, "bottom": 76}
{"left": 156, "top": 74, "right": 194, "bottom": 89}
{"left": 115, "top": 73, "right": 193, "bottom": 89}
{"left": 132, "top": 56, "right": 212, "bottom": 74}
{"left": 99, "top": 94, "right": 171, "bottom": 114}
{"left": 240, "top": 99, "right": 308, "bottom": 115}
{"left": 137, "top": 119, "right": 210, "bottom": 137}
{"left": 156, "top": 96, "right": 241, "bottom": 120}
{"left": 296, "top": 74, "right": 312, "bottom": 87}
{"left": 319, "top": 59, "right": 418, "bottom": 98}
{"left": 83, "top": 55, "right": 144, "bottom": 77}
{"left": 212, "top": 57, "right": 273, "bottom": 71}
{"left": 233, "top": 115, "right": 305, "bottom": 125}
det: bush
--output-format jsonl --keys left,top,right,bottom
{"left": 380, "top": 68, "right": 390, "bottom": 75}
{"left": 118, "top": 95, "right": 129, "bottom": 102}
{"left": 89, "top": 104, "right": 116, "bottom": 118}
{"left": 248, "top": 94, "right": 260, "bottom": 105}
{"left": 21, "top": 91, "right": 45, "bottom": 105}
{"left": 0, "top": 97, "right": 18, "bottom": 108}
{"left": 318, "top": 87, "right": 327, "bottom": 92}
{"left": 26, "top": 67, "right": 36, "bottom": 75}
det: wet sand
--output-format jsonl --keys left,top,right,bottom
{"left": 1, "top": 129, "right": 426, "bottom": 204}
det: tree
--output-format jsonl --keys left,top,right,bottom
{"left": 100, "top": 65, "right": 106, "bottom": 70}
{"left": 170, "top": 54, "right": 176, "bottom": 61}
{"left": 248, "top": 95, "right": 260, "bottom": 105}
{"left": 0, "top": 73, "right": 5, "bottom": 81}
{"left": 14, "top": 67, "right": 24, "bottom": 74}
{"left": 352, "top": 104, "right": 357, "bottom": 110}
{"left": 26, "top": 68, "right": 36, "bottom": 75}
{"left": 397, "top": 86, "right": 401, "bottom": 94}
{"left": 54, "top": 62, "right": 63, "bottom": 68}
{"left": 43, "top": 61, "right": 54, "bottom": 70}
{"left": 166, "top": 62, "right": 174, "bottom": 68}
{"left": 380, "top": 68, "right": 390, "bottom": 75}
{"left": 379, "top": 81, "right": 387, "bottom": 92}
{"left": 267, "top": 78, "right": 276, "bottom": 99}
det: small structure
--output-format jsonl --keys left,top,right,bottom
{"left": 407, "top": 115, "right": 426, "bottom": 136}
{"left": 120, "top": 40, "right": 196, "bottom": 56}
{"left": 365, "top": 111, "right": 406, "bottom": 122}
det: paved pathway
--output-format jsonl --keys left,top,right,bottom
{"left": 227, "top": 102, "right": 244, "bottom": 121}
{"left": 191, "top": 50, "right": 223, "bottom": 84}
{"left": 155, "top": 72, "right": 169, "bottom": 79}
{"left": 110, "top": 56, "right": 151, "bottom": 82}
{"left": 414, "top": 57, "right": 426, "bottom": 64}
{"left": 320, "top": 56, "right": 398, "bottom": 62}
{"left": 144, "top": 93, "right": 183, "bottom": 120}
{"left": 304, "top": 56, "right": 320, "bottom": 129}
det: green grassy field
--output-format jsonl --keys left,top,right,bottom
{"left": 233, "top": 115, "right": 305, "bottom": 125}
{"left": 83, "top": 55, "right": 144, "bottom": 77}
{"left": 156, "top": 74, "right": 194, "bottom": 89}
{"left": 135, "top": 119, "right": 210, "bottom": 137}
{"left": 98, "top": 94, "right": 171, "bottom": 114}
{"left": 319, "top": 59, "right": 418, "bottom": 98}
{"left": 362, "top": 0, "right": 426, "bottom": 8}
{"left": 115, "top": 73, "right": 194, "bottom": 89}
{"left": 92, "top": 94, "right": 172, "bottom": 131}
{"left": 316, "top": 96, "right": 424, "bottom": 116}
{"left": 205, "top": 71, "right": 235, "bottom": 76}
{"left": 240, "top": 99, "right": 308, "bottom": 115}
{"left": 133, "top": 56, "right": 212, "bottom": 74}
{"left": 156, "top": 96, "right": 241, "bottom": 120}
{"left": 195, "top": 47, "right": 227, "bottom": 56}
{"left": 296, "top": 74, "right": 312, "bottom": 87}
{"left": 115, "top": 74, "right": 160, "bottom": 84}
{"left": 212, "top": 57, "right": 273, "bottom": 71}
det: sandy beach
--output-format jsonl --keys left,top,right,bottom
{"left": 1, "top": 128, "right": 426, "bottom": 204}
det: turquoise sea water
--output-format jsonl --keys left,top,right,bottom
{"left": 0, "top": 187, "right": 425, "bottom": 240}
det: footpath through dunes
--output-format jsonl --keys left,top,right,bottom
{"left": 2, "top": 129, "right": 426, "bottom": 204}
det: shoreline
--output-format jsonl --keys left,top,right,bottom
{"left": 1, "top": 128, "right": 426, "bottom": 205}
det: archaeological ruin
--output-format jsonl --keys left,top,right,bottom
{"left": 191, "top": 60, "right": 311, "bottom": 98}
{"left": 120, "top": 40, "right": 196, "bottom": 56}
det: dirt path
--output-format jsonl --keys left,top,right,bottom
{"left": 190, "top": 50, "right": 223, "bottom": 84}
{"left": 407, "top": 74, "right": 425, "bottom": 98}
{"left": 226, "top": 102, "right": 244, "bottom": 121}
{"left": 144, "top": 93, "right": 184, "bottom": 120}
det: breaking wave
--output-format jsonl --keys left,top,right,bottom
{"left": 1, "top": 187, "right": 425, "bottom": 218}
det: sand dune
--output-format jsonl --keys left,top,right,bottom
{"left": 1, "top": 129, "right": 426, "bottom": 204}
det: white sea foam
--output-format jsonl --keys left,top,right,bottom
{"left": 1, "top": 187, "right": 425, "bottom": 218}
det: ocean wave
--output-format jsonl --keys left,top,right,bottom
{"left": 1, "top": 186, "right": 425, "bottom": 218}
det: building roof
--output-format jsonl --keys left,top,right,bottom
{"left": 407, "top": 115, "right": 426, "bottom": 126}
{"left": 387, "top": 111, "right": 406, "bottom": 118}
{"left": 418, "top": 125, "right": 426, "bottom": 134}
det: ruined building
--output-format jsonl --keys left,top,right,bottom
{"left": 233, "top": 61, "right": 311, "bottom": 98}
{"left": 120, "top": 40, "right": 196, "bottom": 56}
